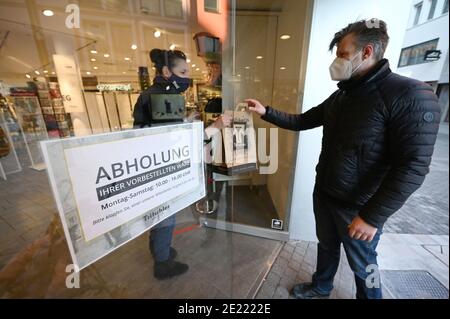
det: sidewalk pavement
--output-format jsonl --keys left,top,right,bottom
{"left": 256, "top": 234, "right": 449, "bottom": 299}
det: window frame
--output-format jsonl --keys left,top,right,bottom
{"left": 428, "top": 0, "right": 438, "bottom": 19}
{"left": 398, "top": 38, "right": 440, "bottom": 67}
{"left": 413, "top": 1, "right": 423, "bottom": 25}
{"left": 204, "top": 0, "right": 220, "bottom": 13}
{"left": 443, "top": 0, "right": 449, "bottom": 14}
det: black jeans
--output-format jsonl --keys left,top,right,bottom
{"left": 311, "top": 186, "right": 383, "bottom": 299}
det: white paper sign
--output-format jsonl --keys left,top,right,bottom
{"left": 41, "top": 123, "right": 205, "bottom": 270}
{"left": 65, "top": 129, "right": 198, "bottom": 241}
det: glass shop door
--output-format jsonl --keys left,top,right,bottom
{"left": 198, "top": 0, "right": 313, "bottom": 241}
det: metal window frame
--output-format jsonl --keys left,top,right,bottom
{"left": 428, "top": 0, "right": 438, "bottom": 20}
{"left": 414, "top": 1, "right": 424, "bottom": 25}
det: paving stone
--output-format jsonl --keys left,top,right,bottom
{"left": 273, "top": 286, "right": 289, "bottom": 299}
{"left": 282, "top": 244, "right": 295, "bottom": 254}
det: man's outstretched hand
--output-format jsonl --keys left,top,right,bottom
{"left": 348, "top": 216, "right": 378, "bottom": 242}
{"left": 245, "top": 99, "right": 266, "bottom": 116}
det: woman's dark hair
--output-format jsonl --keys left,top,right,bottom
{"left": 149, "top": 49, "right": 187, "bottom": 74}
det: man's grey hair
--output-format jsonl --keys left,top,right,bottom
{"left": 329, "top": 19, "right": 390, "bottom": 61}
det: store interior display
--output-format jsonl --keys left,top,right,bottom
{"left": 114, "top": 91, "right": 135, "bottom": 129}
{"left": 83, "top": 89, "right": 138, "bottom": 132}
{"left": 47, "top": 81, "right": 74, "bottom": 137}
{"left": 0, "top": 126, "right": 11, "bottom": 158}
{"left": 35, "top": 79, "right": 60, "bottom": 138}
{"left": 9, "top": 86, "right": 48, "bottom": 170}
{"left": 0, "top": 95, "right": 22, "bottom": 179}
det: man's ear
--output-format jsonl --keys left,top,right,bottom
{"left": 162, "top": 66, "right": 171, "bottom": 79}
{"left": 363, "top": 44, "right": 374, "bottom": 60}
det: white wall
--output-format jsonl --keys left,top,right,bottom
{"left": 397, "top": 0, "right": 449, "bottom": 82}
{"left": 289, "top": 0, "right": 412, "bottom": 241}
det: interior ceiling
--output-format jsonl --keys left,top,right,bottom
{"left": 0, "top": 0, "right": 288, "bottom": 82}
{"left": 0, "top": 0, "right": 213, "bottom": 81}
{"left": 0, "top": 18, "right": 92, "bottom": 75}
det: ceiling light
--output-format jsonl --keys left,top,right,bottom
{"left": 154, "top": 30, "right": 161, "bottom": 38}
{"left": 42, "top": 9, "right": 54, "bottom": 17}
{"left": 104, "top": 53, "right": 110, "bottom": 58}
{"left": 124, "top": 57, "right": 130, "bottom": 61}
{"left": 169, "top": 44, "right": 176, "bottom": 50}
{"left": 192, "top": 64, "right": 196, "bottom": 67}
{"left": 131, "top": 44, "right": 137, "bottom": 50}
{"left": 280, "top": 34, "right": 291, "bottom": 40}
{"left": 280, "top": 66, "right": 286, "bottom": 70}
{"left": 186, "top": 58, "right": 191, "bottom": 63}
{"left": 34, "top": 70, "right": 40, "bottom": 75}
{"left": 25, "top": 74, "right": 31, "bottom": 79}
{"left": 245, "top": 66, "right": 250, "bottom": 69}
{"left": 43, "top": 70, "right": 48, "bottom": 73}
{"left": 90, "top": 58, "right": 96, "bottom": 62}
{"left": 195, "top": 68, "right": 200, "bottom": 71}
{"left": 86, "top": 71, "right": 91, "bottom": 75}
{"left": 93, "top": 66, "right": 98, "bottom": 70}
{"left": 90, "top": 50, "right": 98, "bottom": 54}
{"left": 256, "top": 56, "right": 263, "bottom": 59}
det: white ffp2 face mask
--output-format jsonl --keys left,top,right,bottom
{"left": 329, "top": 51, "right": 365, "bottom": 81}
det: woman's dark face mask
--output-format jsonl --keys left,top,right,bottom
{"left": 168, "top": 74, "right": 191, "bottom": 93}
{"left": 168, "top": 58, "right": 191, "bottom": 93}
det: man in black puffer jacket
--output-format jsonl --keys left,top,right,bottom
{"left": 247, "top": 19, "right": 440, "bottom": 299}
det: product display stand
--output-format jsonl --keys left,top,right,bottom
{"left": 195, "top": 164, "right": 218, "bottom": 214}
{"left": 0, "top": 160, "right": 5, "bottom": 180}
{"left": 9, "top": 93, "right": 49, "bottom": 171}
{"left": 0, "top": 109, "right": 22, "bottom": 180}
{"left": 0, "top": 124, "right": 22, "bottom": 180}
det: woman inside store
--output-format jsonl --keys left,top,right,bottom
{"left": 133, "top": 48, "right": 230, "bottom": 280}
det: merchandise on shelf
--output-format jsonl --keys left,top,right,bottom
{"left": 38, "top": 80, "right": 73, "bottom": 138}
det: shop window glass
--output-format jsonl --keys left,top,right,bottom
{"left": 398, "top": 38, "right": 439, "bottom": 67}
